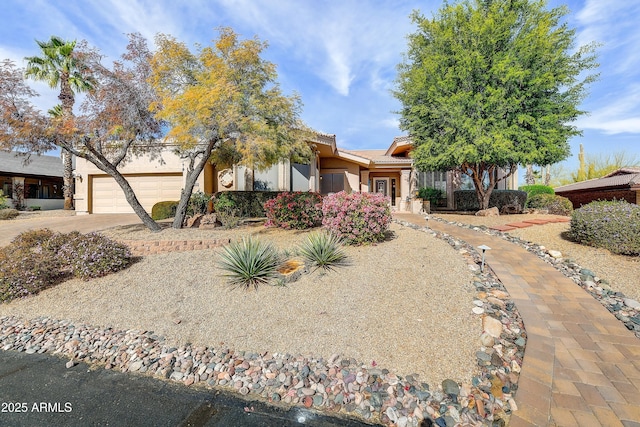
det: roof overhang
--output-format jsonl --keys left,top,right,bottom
{"left": 385, "top": 136, "right": 413, "bottom": 156}
{"left": 334, "top": 150, "right": 372, "bottom": 167}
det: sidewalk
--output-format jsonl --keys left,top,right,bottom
{"left": 394, "top": 213, "right": 640, "bottom": 427}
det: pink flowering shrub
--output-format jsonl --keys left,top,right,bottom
{"left": 264, "top": 192, "right": 323, "bottom": 230}
{"left": 322, "top": 191, "right": 391, "bottom": 245}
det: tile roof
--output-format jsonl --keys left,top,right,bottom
{"left": 339, "top": 149, "right": 413, "bottom": 165}
{"left": 554, "top": 169, "right": 640, "bottom": 193}
{"left": 0, "top": 151, "right": 64, "bottom": 178}
{"left": 603, "top": 167, "right": 640, "bottom": 177}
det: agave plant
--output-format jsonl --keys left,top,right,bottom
{"left": 218, "top": 236, "right": 282, "bottom": 289}
{"left": 298, "top": 231, "right": 348, "bottom": 272}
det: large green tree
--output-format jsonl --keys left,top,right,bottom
{"left": 394, "top": 0, "right": 599, "bottom": 209}
{"left": 149, "top": 27, "right": 312, "bottom": 228}
{"left": 25, "top": 36, "right": 95, "bottom": 210}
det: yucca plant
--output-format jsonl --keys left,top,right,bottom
{"left": 218, "top": 237, "right": 283, "bottom": 289}
{"left": 298, "top": 231, "right": 348, "bottom": 272}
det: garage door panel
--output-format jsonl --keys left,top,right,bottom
{"left": 92, "top": 175, "right": 183, "bottom": 214}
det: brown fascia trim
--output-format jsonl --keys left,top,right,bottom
{"left": 556, "top": 185, "right": 632, "bottom": 195}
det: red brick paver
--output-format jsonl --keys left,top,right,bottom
{"left": 523, "top": 219, "right": 553, "bottom": 225}
{"left": 505, "top": 222, "right": 535, "bottom": 228}
{"left": 394, "top": 213, "right": 640, "bottom": 426}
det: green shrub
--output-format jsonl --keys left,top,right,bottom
{"left": 297, "top": 231, "right": 348, "bottom": 272}
{"left": 417, "top": 187, "right": 444, "bottom": 206}
{"left": 570, "top": 200, "right": 640, "bottom": 255}
{"left": 264, "top": 192, "right": 323, "bottom": 230}
{"left": 519, "top": 185, "right": 554, "bottom": 198}
{"left": 218, "top": 237, "right": 283, "bottom": 289}
{"left": 213, "top": 191, "right": 281, "bottom": 217}
{"left": 519, "top": 185, "right": 555, "bottom": 208}
{"left": 0, "top": 190, "right": 8, "bottom": 210}
{"left": 0, "top": 209, "right": 19, "bottom": 220}
{"left": 213, "top": 192, "right": 241, "bottom": 228}
{"left": 151, "top": 201, "right": 179, "bottom": 220}
{"left": 187, "top": 191, "right": 211, "bottom": 216}
{"left": 322, "top": 191, "right": 391, "bottom": 245}
{"left": 527, "top": 194, "right": 573, "bottom": 216}
{"left": 453, "top": 190, "right": 527, "bottom": 211}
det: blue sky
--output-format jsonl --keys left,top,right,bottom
{"left": 2, "top": 0, "right": 639, "bottom": 181}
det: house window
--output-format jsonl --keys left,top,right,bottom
{"left": 458, "top": 169, "right": 497, "bottom": 190}
{"left": 25, "top": 178, "right": 40, "bottom": 198}
{"left": 416, "top": 171, "right": 448, "bottom": 196}
{"left": 1, "top": 177, "right": 12, "bottom": 198}
{"left": 21, "top": 177, "right": 64, "bottom": 199}
{"left": 320, "top": 173, "right": 344, "bottom": 194}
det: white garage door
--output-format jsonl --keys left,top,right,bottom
{"left": 92, "top": 174, "right": 183, "bottom": 214}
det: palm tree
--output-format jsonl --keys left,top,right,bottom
{"left": 25, "top": 36, "right": 95, "bottom": 210}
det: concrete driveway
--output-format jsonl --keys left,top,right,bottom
{"left": 0, "top": 213, "right": 144, "bottom": 247}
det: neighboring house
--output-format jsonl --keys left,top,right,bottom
{"left": 74, "top": 134, "right": 518, "bottom": 214}
{"left": 554, "top": 168, "right": 640, "bottom": 208}
{"left": 0, "top": 151, "right": 65, "bottom": 210}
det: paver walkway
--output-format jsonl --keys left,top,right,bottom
{"left": 394, "top": 213, "right": 640, "bottom": 427}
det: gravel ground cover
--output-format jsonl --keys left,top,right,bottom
{"left": 0, "top": 222, "right": 480, "bottom": 387}
{"left": 1, "top": 212, "right": 535, "bottom": 425}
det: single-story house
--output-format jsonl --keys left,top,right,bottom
{"left": 554, "top": 168, "right": 640, "bottom": 208}
{"left": 74, "top": 134, "right": 518, "bottom": 215}
{"left": 0, "top": 151, "right": 65, "bottom": 210}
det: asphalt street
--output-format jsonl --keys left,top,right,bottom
{"left": 0, "top": 350, "right": 379, "bottom": 427}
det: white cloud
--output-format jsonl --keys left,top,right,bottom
{"left": 217, "top": 0, "right": 416, "bottom": 97}
{"left": 572, "top": 1, "right": 640, "bottom": 135}
{"left": 577, "top": 84, "right": 640, "bottom": 134}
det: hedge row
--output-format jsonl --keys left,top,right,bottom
{"left": 213, "top": 191, "right": 281, "bottom": 218}
{"left": 453, "top": 190, "right": 527, "bottom": 211}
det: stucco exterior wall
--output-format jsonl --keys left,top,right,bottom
{"left": 320, "top": 158, "right": 360, "bottom": 193}
{"left": 74, "top": 149, "right": 207, "bottom": 214}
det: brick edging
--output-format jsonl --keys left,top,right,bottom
{"left": 119, "top": 239, "right": 231, "bottom": 256}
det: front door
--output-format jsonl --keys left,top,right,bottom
{"left": 374, "top": 178, "right": 389, "bottom": 197}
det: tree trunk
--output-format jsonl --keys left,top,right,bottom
{"left": 172, "top": 165, "right": 202, "bottom": 229}
{"left": 544, "top": 165, "right": 551, "bottom": 186}
{"left": 62, "top": 148, "right": 74, "bottom": 210}
{"left": 60, "top": 79, "right": 76, "bottom": 210}
{"left": 92, "top": 160, "right": 161, "bottom": 231}
{"left": 110, "top": 170, "right": 161, "bottom": 231}
{"left": 525, "top": 164, "right": 535, "bottom": 185}
{"left": 172, "top": 140, "right": 218, "bottom": 229}
{"left": 468, "top": 163, "right": 498, "bottom": 211}
{"left": 475, "top": 185, "right": 494, "bottom": 210}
